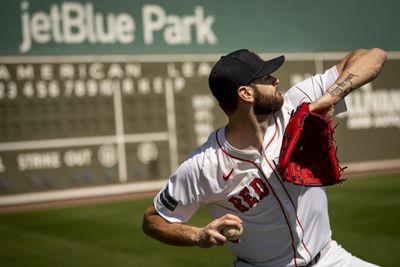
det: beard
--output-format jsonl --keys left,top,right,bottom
{"left": 253, "top": 88, "right": 284, "bottom": 115}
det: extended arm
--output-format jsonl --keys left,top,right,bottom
{"left": 310, "top": 48, "right": 387, "bottom": 114}
{"left": 142, "top": 205, "right": 242, "bottom": 248}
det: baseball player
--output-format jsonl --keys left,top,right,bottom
{"left": 142, "top": 48, "right": 386, "bottom": 266}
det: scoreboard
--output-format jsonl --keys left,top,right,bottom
{"left": 0, "top": 54, "right": 226, "bottom": 200}
{"left": 1, "top": 53, "right": 400, "bottom": 205}
{"left": 1, "top": 0, "right": 400, "bottom": 205}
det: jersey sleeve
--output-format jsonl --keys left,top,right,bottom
{"left": 284, "top": 66, "right": 347, "bottom": 115}
{"left": 153, "top": 158, "right": 202, "bottom": 223}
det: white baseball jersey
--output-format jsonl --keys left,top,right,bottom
{"left": 154, "top": 66, "right": 346, "bottom": 267}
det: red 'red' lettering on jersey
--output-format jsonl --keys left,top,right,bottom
{"left": 239, "top": 187, "right": 258, "bottom": 208}
{"left": 249, "top": 178, "right": 269, "bottom": 199}
{"left": 228, "top": 196, "right": 249, "bottom": 213}
{"left": 228, "top": 178, "right": 270, "bottom": 213}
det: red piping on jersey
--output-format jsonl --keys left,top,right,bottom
{"left": 263, "top": 115, "right": 313, "bottom": 260}
{"left": 264, "top": 155, "right": 313, "bottom": 260}
{"left": 215, "top": 128, "right": 298, "bottom": 267}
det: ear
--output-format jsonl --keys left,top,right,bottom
{"left": 237, "top": 85, "right": 255, "bottom": 103}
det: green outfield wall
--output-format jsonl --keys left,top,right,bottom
{"left": 1, "top": 0, "right": 400, "bottom": 55}
{"left": 0, "top": 0, "right": 399, "bottom": 205}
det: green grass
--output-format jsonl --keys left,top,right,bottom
{"left": 0, "top": 173, "right": 399, "bottom": 267}
{"left": 327, "top": 173, "right": 400, "bottom": 266}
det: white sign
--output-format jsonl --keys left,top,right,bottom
{"left": 19, "top": 1, "right": 217, "bottom": 53}
{"left": 137, "top": 142, "right": 158, "bottom": 165}
{"left": 98, "top": 144, "right": 118, "bottom": 168}
{"left": 339, "top": 84, "right": 400, "bottom": 129}
{"left": 17, "top": 151, "right": 61, "bottom": 171}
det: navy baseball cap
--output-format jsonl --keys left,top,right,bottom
{"left": 209, "top": 49, "right": 285, "bottom": 102}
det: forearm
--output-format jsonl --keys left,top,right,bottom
{"left": 328, "top": 48, "right": 386, "bottom": 104}
{"left": 310, "top": 48, "right": 386, "bottom": 115}
{"left": 142, "top": 206, "right": 200, "bottom": 246}
{"left": 142, "top": 205, "right": 243, "bottom": 248}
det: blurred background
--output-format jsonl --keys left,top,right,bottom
{"left": 1, "top": 0, "right": 399, "bottom": 205}
{"left": 0, "top": 0, "right": 399, "bottom": 266}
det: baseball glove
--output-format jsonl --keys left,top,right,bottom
{"left": 277, "top": 102, "right": 346, "bottom": 186}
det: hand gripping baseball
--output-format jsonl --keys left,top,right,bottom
{"left": 196, "top": 214, "right": 243, "bottom": 248}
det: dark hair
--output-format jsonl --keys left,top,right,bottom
{"left": 218, "top": 93, "right": 239, "bottom": 115}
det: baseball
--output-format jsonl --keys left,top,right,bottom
{"left": 222, "top": 225, "right": 243, "bottom": 241}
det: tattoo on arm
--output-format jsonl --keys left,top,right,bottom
{"left": 328, "top": 72, "right": 359, "bottom": 102}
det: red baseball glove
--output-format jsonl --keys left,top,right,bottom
{"left": 277, "top": 102, "right": 346, "bottom": 186}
